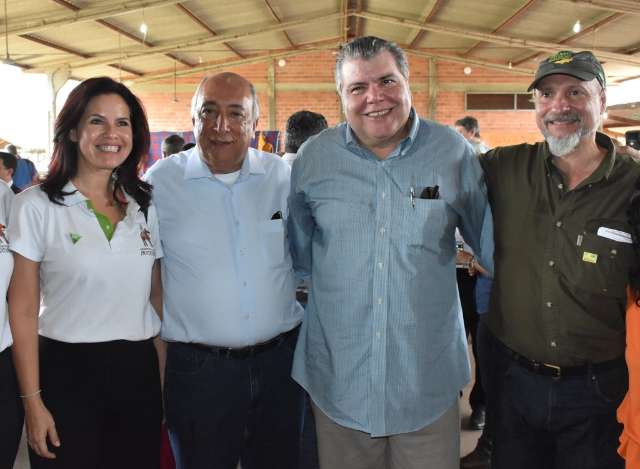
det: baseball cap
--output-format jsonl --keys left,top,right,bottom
{"left": 528, "top": 50, "right": 606, "bottom": 91}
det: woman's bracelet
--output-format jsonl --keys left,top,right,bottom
{"left": 20, "top": 389, "right": 42, "bottom": 399}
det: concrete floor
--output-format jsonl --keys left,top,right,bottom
{"left": 13, "top": 352, "right": 482, "bottom": 468}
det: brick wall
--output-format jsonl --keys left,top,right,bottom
{"left": 135, "top": 50, "right": 542, "bottom": 150}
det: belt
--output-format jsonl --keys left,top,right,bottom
{"left": 508, "top": 349, "right": 625, "bottom": 378}
{"left": 187, "top": 325, "right": 299, "bottom": 359}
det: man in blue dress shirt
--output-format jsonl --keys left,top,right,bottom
{"left": 287, "top": 36, "right": 491, "bottom": 469}
{"left": 146, "top": 72, "right": 304, "bottom": 469}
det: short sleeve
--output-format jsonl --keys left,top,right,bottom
{"left": 8, "top": 191, "right": 46, "bottom": 262}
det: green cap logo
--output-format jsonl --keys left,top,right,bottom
{"left": 69, "top": 233, "right": 81, "bottom": 244}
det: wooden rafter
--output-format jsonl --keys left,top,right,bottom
{"left": 462, "top": 0, "right": 538, "bottom": 57}
{"left": 30, "top": 11, "right": 344, "bottom": 72}
{"left": 408, "top": 0, "right": 447, "bottom": 49}
{"left": 353, "top": 0, "right": 364, "bottom": 38}
{"left": 406, "top": 48, "right": 534, "bottom": 76}
{"left": 511, "top": 12, "right": 624, "bottom": 67}
{"left": 108, "top": 63, "right": 143, "bottom": 77}
{"left": 49, "top": 0, "right": 195, "bottom": 71}
{"left": 341, "top": 0, "right": 348, "bottom": 43}
{"left": 131, "top": 37, "right": 341, "bottom": 84}
{"left": 353, "top": 10, "right": 640, "bottom": 66}
{"left": 19, "top": 34, "right": 91, "bottom": 59}
{"left": 262, "top": 0, "right": 296, "bottom": 49}
{"left": 7, "top": 0, "right": 183, "bottom": 36}
{"left": 175, "top": 3, "right": 245, "bottom": 59}
{"left": 554, "top": 0, "right": 640, "bottom": 16}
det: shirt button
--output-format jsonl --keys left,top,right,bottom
{"left": 550, "top": 341, "right": 557, "bottom": 348}
{"left": 548, "top": 260, "right": 555, "bottom": 267}
{"left": 378, "top": 298, "right": 383, "bottom": 305}
{"left": 376, "top": 331, "right": 381, "bottom": 339}
{"left": 380, "top": 227, "right": 385, "bottom": 235}
{"left": 555, "top": 221, "right": 562, "bottom": 228}
{"left": 546, "top": 301, "right": 553, "bottom": 308}
{"left": 381, "top": 192, "right": 386, "bottom": 199}
{"left": 557, "top": 183, "right": 563, "bottom": 190}
{"left": 611, "top": 249, "right": 617, "bottom": 255}
{"left": 378, "top": 262, "right": 383, "bottom": 270}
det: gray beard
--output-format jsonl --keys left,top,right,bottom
{"left": 545, "top": 131, "right": 582, "bottom": 157}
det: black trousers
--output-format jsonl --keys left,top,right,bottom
{"left": 29, "top": 337, "right": 162, "bottom": 469}
{"left": 457, "top": 269, "right": 484, "bottom": 409}
{"left": 0, "top": 347, "right": 24, "bottom": 468}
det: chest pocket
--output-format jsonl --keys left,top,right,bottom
{"left": 397, "top": 199, "right": 447, "bottom": 248}
{"left": 261, "top": 219, "right": 286, "bottom": 266}
{"left": 575, "top": 220, "right": 634, "bottom": 299}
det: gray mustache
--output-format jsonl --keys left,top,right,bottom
{"left": 544, "top": 112, "right": 581, "bottom": 124}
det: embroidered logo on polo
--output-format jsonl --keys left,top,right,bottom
{"left": 139, "top": 224, "right": 154, "bottom": 256}
{"left": 69, "top": 232, "right": 82, "bottom": 244}
{"left": 0, "top": 224, "right": 9, "bottom": 253}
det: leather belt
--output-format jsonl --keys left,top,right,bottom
{"left": 187, "top": 325, "right": 299, "bottom": 359}
{"left": 508, "top": 349, "right": 625, "bottom": 378}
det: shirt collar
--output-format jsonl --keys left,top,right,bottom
{"left": 543, "top": 131, "right": 616, "bottom": 182}
{"left": 344, "top": 108, "right": 419, "bottom": 159}
{"left": 184, "top": 146, "right": 266, "bottom": 180}
{"left": 61, "top": 180, "right": 140, "bottom": 218}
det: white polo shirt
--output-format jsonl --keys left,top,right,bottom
{"left": 8, "top": 183, "right": 162, "bottom": 343}
{"left": 0, "top": 183, "right": 15, "bottom": 353}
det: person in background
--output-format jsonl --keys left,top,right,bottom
{"left": 8, "top": 76, "right": 163, "bottom": 469}
{"left": 282, "top": 110, "right": 328, "bottom": 167}
{"left": 0, "top": 151, "right": 21, "bottom": 193}
{"left": 288, "top": 36, "right": 491, "bottom": 469}
{"left": 481, "top": 50, "right": 639, "bottom": 469}
{"left": 161, "top": 134, "right": 185, "bottom": 159}
{"left": 455, "top": 116, "right": 490, "bottom": 156}
{"left": 4, "top": 144, "right": 39, "bottom": 190}
{"left": 0, "top": 157, "right": 20, "bottom": 468}
{"left": 146, "top": 71, "right": 303, "bottom": 469}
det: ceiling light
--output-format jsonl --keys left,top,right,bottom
{"left": 463, "top": 66, "right": 472, "bottom": 75}
{"left": 140, "top": 22, "right": 148, "bottom": 35}
{"left": 573, "top": 20, "right": 581, "bottom": 33}
{"left": 278, "top": 58, "right": 286, "bottom": 67}
{"left": 602, "top": 111, "right": 609, "bottom": 119}
{"left": 508, "top": 61, "right": 513, "bottom": 69}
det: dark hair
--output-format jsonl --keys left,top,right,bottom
{"left": 285, "top": 110, "right": 328, "bottom": 153}
{"left": 455, "top": 116, "right": 480, "bottom": 138}
{"left": 182, "top": 142, "right": 196, "bottom": 151}
{"left": 0, "top": 151, "right": 18, "bottom": 172}
{"left": 335, "top": 36, "right": 409, "bottom": 92}
{"left": 629, "top": 178, "right": 640, "bottom": 302}
{"left": 42, "top": 77, "right": 151, "bottom": 210}
{"left": 162, "top": 134, "right": 185, "bottom": 157}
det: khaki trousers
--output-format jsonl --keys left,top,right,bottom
{"left": 312, "top": 399, "right": 459, "bottom": 469}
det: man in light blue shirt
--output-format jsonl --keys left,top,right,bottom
{"left": 146, "top": 72, "right": 304, "bottom": 469}
{"left": 288, "top": 36, "right": 491, "bottom": 469}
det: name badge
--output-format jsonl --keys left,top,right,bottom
{"left": 582, "top": 252, "right": 598, "bottom": 264}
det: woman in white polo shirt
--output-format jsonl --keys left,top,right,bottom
{"left": 0, "top": 177, "right": 21, "bottom": 468}
{"left": 8, "top": 77, "right": 163, "bottom": 469}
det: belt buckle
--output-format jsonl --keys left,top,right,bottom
{"left": 543, "top": 362, "right": 562, "bottom": 378}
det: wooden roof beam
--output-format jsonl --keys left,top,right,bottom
{"left": 554, "top": 0, "right": 640, "bottom": 16}
{"left": 408, "top": 0, "right": 446, "bottom": 49}
{"left": 511, "top": 12, "right": 624, "bottom": 67}
{"left": 175, "top": 3, "right": 245, "bottom": 59}
{"left": 353, "top": 11, "right": 640, "bottom": 66}
{"left": 462, "top": 0, "right": 538, "bottom": 57}
{"left": 262, "top": 0, "right": 296, "bottom": 49}
{"left": 131, "top": 37, "right": 341, "bottom": 84}
{"left": 405, "top": 48, "right": 535, "bottom": 76}
{"left": 19, "top": 33, "right": 92, "bottom": 59}
{"left": 30, "top": 11, "right": 344, "bottom": 72}
{"left": 107, "top": 63, "right": 144, "bottom": 77}
{"left": 7, "top": 0, "right": 183, "bottom": 36}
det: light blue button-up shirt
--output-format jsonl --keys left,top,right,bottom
{"left": 288, "top": 110, "right": 491, "bottom": 436}
{"left": 146, "top": 147, "right": 303, "bottom": 348}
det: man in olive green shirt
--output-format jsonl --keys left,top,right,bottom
{"left": 480, "top": 50, "right": 639, "bottom": 469}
